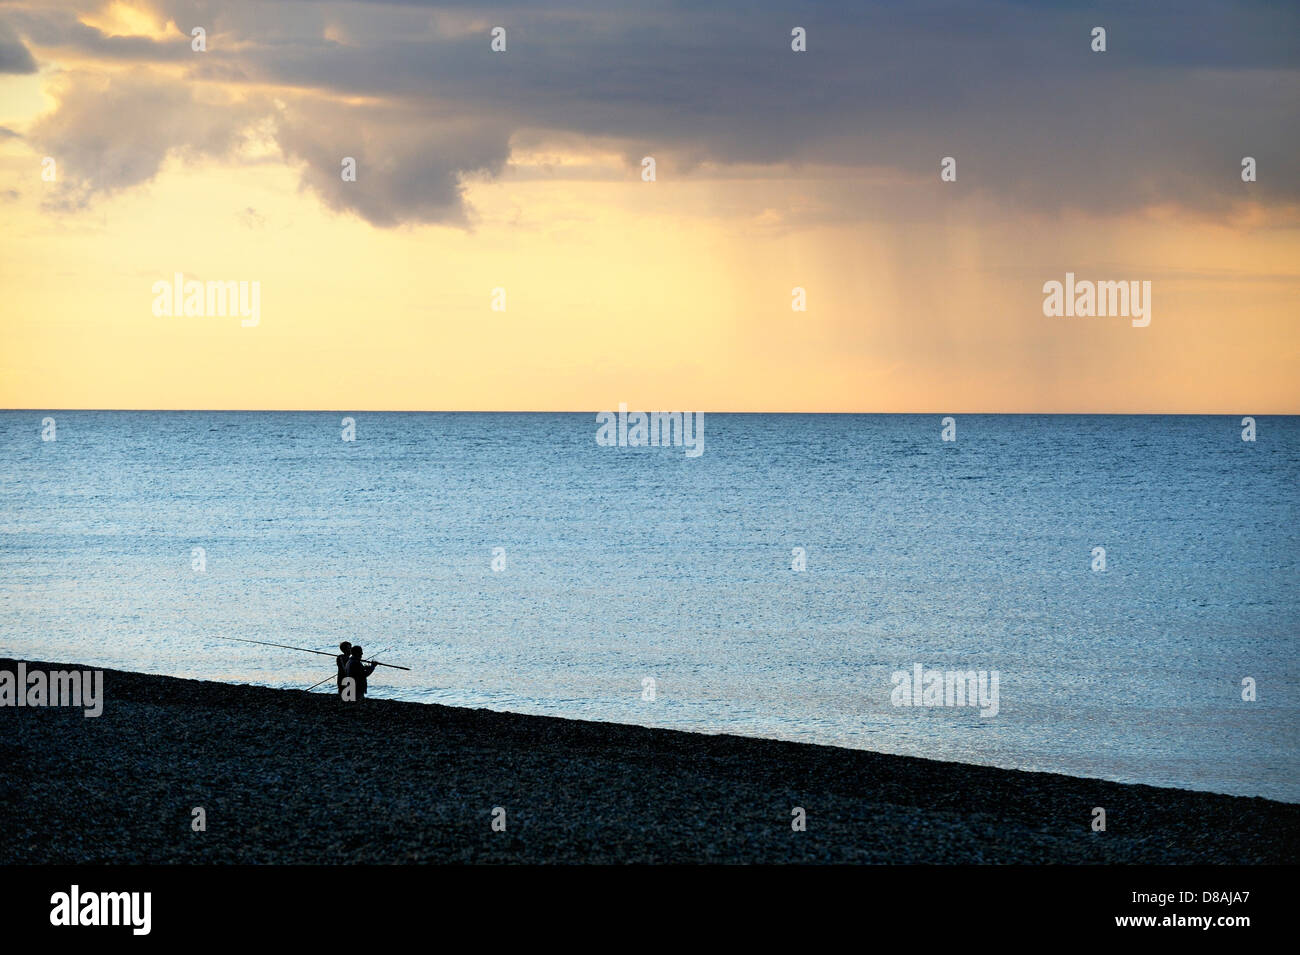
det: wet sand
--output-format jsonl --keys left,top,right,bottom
{"left": 2, "top": 659, "right": 1296, "bottom": 864}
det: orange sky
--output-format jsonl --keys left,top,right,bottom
{"left": 2, "top": 2, "right": 1297, "bottom": 413}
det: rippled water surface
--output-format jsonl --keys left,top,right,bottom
{"left": 1, "top": 412, "right": 1296, "bottom": 801}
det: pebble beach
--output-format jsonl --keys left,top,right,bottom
{"left": 2, "top": 659, "right": 1296, "bottom": 864}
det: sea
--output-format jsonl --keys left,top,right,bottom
{"left": 1, "top": 411, "right": 1296, "bottom": 802}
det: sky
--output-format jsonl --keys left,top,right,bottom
{"left": 0, "top": 0, "right": 1297, "bottom": 412}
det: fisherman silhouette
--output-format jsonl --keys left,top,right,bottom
{"left": 342, "top": 645, "right": 378, "bottom": 702}
{"left": 336, "top": 641, "right": 352, "bottom": 695}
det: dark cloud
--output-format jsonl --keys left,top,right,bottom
{"left": 30, "top": 72, "right": 262, "bottom": 210}
{"left": 12, "top": 0, "right": 1300, "bottom": 226}
{"left": 0, "top": 18, "right": 38, "bottom": 73}
{"left": 274, "top": 100, "right": 511, "bottom": 227}
{"left": 5, "top": 7, "right": 189, "bottom": 63}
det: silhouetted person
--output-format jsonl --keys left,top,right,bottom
{"left": 336, "top": 641, "right": 352, "bottom": 696}
{"left": 343, "top": 645, "right": 378, "bottom": 701}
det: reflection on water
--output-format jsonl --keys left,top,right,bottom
{"left": 1, "top": 412, "right": 1296, "bottom": 801}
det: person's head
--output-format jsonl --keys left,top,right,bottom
{"left": 339, "top": 641, "right": 352, "bottom": 654}
{"left": 351, "top": 645, "right": 363, "bottom": 658}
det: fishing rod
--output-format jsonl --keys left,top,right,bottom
{"left": 305, "top": 646, "right": 392, "bottom": 692}
{"left": 227, "top": 636, "right": 411, "bottom": 670}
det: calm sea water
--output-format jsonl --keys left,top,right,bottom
{"left": 1, "top": 412, "right": 1296, "bottom": 801}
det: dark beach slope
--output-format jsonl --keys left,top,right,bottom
{"left": 2, "top": 660, "right": 1296, "bottom": 864}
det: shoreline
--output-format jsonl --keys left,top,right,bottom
{"left": 3, "top": 659, "right": 1297, "bottom": 864}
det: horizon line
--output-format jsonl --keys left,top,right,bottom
{"left": 3, "top": 408, "right": 1295, "bottom": 416}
